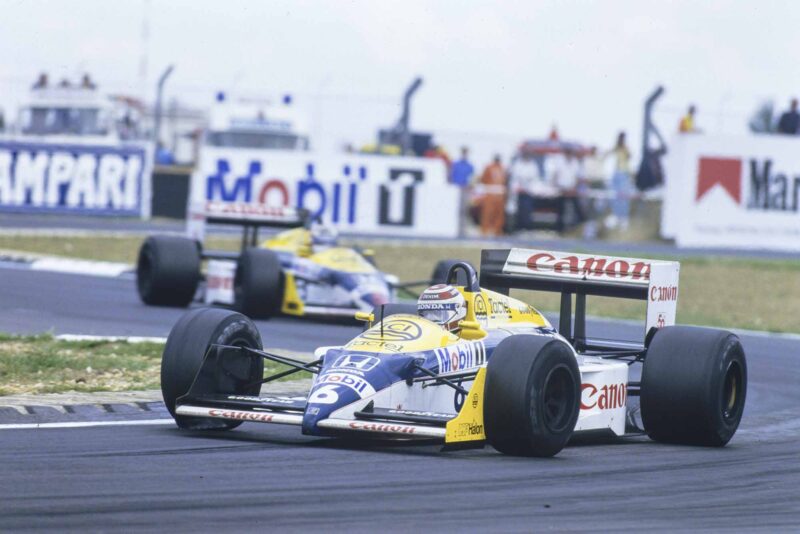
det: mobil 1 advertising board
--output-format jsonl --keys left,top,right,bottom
{"left": 662, "top": 134, "right": 800, "bottom": 251}
{"left": 190, "top": 147, "right": 459, "bottom": 237}
{"left": 0, "top": 140, "right": 151, "bottom": 217}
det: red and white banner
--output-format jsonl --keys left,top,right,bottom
{"left": 663, "top": 134, "right": 800, "bottom": 251}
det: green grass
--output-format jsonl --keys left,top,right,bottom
{"left": 0, "top": 334, "right": 164, "bottom": 395}
{"left": 1, "top": 234, "right": 798, "bottom": 334}
{"left": 0, "top": 334, "right": 290, "bottom": 396}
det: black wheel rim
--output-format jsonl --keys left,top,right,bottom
{"left": 541, "top": 364, "right": 577, "bottom": 433}
{"left": 721, "top": 360, "right": 744, "bottom": 423}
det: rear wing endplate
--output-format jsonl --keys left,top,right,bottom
{"left": 187, "top": 202, "right": 310, "bottom": 245}
{"left": 480, "top": 249, "right": 680, "bottom": 346}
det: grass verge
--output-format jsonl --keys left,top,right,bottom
{"left": 1, "top": 234, "right": 798, "bottom": 333}
{"left": 0, "top": 334, "right": 289, "bottom": 396}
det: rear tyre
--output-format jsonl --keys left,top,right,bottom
{"left": 234, "top": 248, "right": 283, "bottom": 319}
{"left": 136, "top": 236, "right": 200, "bottom": 307}
{"left": 161, "top": 308, "right": 264, "bottom": 430}
{"left": 641, "top": 326, "right": 747, "bottom": 446}
{"left": 484, "top": 335, "right": 580, "bottom": 457}
{"left": 431, "top": 259, "right": 474, "bottom": 286}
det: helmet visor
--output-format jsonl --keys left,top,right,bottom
{"left": 419, "top": 306, "right": 458, "bottom": 325}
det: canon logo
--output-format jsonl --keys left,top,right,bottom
{"left": 349, "top": 422, "right": 416, "bottom": 434}
{"left": 526, "top": 253, "right": 651, "bottom": 280}
{"left": 580, "top": 383, "right": 627, "bottom": 410}
{"left": 650, "top": 285, "right": 677, "bottom": 302}
{"left": 208, "top": 409, "right": 274, "bottom": 422}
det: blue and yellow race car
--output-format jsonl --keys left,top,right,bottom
{"left": 160, "top": 249, "right": 747, "bottom": 457}
{"left": 136, "top": 203, "right": 452, "bottom": 319}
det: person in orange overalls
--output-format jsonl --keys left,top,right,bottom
{"left": 479, "top": 155, "right": 507, "bottom": 236}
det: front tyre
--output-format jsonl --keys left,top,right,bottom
{"left": 161, "top": 308, "right": 264, "bottom": 430}
{"left": 641, "top": 326, "right": 747, "bottom": 446}
{"left": 484, "top": 335, "right": 580, "bottom": 457}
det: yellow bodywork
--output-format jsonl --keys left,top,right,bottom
{"left": 445, "top": 367, "right": 487, "bottom": 443}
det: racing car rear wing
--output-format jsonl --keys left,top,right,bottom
{"left": 187, "top": 202, "right": 310, "bottom": 249}
{"left": 479, "top": 249, "right": 680, "bottom": 347}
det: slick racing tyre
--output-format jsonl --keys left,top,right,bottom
{"left": 234, "top": 248, "right": 283, "bottom": 319}
{"left": 136, "top": 236, "right": 201, "bottom": 307}
{"left": 484, "top": 335, "right": 581, "bottom": 457}
{"left": 641, "top": 326, "right": 747, "bottom": 447}
{"left": 431, "top": 259, "right": 474, "bottom": 286}
{"left": 161, "top": 308, "right": 264, "bottom": 430}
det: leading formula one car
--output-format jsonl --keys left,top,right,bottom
{"left": 137, "top": 202, "right": 452, "bottom": 319}
{"left": 160, "top": 248, "right": 747, "bottom": 457}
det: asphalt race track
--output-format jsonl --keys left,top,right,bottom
{"left": 1, "top": 267, "right": 799, "bottom": 531}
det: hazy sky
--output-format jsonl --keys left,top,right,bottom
{"left": 3, "top": 0, "right": 799, "bottom": 161}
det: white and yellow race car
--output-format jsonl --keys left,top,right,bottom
{"left": 136, "top": 203, "right": 455, "bottom": 319}
{"left": 159, "top": 248, "right": 747, "bottom": 457}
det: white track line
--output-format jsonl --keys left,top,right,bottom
{"left": 0, "top": 419, "right": 173, "bottom": 430}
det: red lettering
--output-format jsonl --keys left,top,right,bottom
{"left": 581, "top": 257, "right": 607, "bottom": 277}
{"left": 527, "top": 253, "right": 555, "bottom": 271}
{"left": 553, "top": 255, "right": 579, "bottom": 274}
{"left": 581, "top": 383, "right": 627, "bottom": 410}
{"left": 605, "top": 260, "right": 630, "bottom": 278}
{"left": 580, "top": 383, "right": 598, "bottom": 409}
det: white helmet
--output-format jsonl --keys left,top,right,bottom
{"left": 417, "top": 284, "right": 467, "bottom": 332}
{"left": 310, "top": 222, "right": 338, "bottom": 250}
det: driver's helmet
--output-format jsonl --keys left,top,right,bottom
{"left": 417, "top": 284, "right": 467, "bottom": 332}
{"left": 310, "top": 222, "right": 338, "bottom": 251}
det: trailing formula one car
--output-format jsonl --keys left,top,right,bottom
{"left": 137, "top": 202, "right": 456, "bottom": 319}
{"left": 160, "top": 248, "right": 747, "bottom": 457}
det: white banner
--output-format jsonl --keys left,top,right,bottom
{"left": 189, "top": 147, "right": 459, "bottom": 237}
{"left": 0, "top": 141, "right": 152, "bottom": 217}
{"left": 662, "top": 134, "right": 800, "bottom": 251}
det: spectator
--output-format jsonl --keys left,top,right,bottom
{"left": 479, "top": 155, "right": 507, "bottom": 237}
{"left": 606, "top": 132, "right": 632, "bottom": 230}
{"left": 31, "top": 73, "right": 48, "bottom": 90}
{"left": 678, "top": 105, "right": 701, "bottom": 133}
{"left": 777, "top": 98, "right": 799, "bottom": 135}
{"left": 451, "top": 147, "right": 474, "bottom": 187}
{"left": 451, "top": 147, "right": 474, "bottom": 237}
{"left": 81, "top": 74, "right": 97, "bottom": 90}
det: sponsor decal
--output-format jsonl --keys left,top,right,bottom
{"left": 332, "top": 354, "right": 380, "bottom": 372}
{"left": 348, "top": 421, "right": 416, "bottom": 434}
{"left": 361, "top": 319, "right": 422, "bottom": 342}
{"left": 488, "top": 296, "right": 511, "bottom": 318}
{"left": 580, "top": 383, "right": 627, "bottom": 410}
{"left": 435, "top": 342, "right": 486, "bottom": 374}
{"left": 697, "top": 156, "right": 800, "bottom": 212}
{"left": 207, "top": 274, "right": 233, "bottom": 290}
{"left": 650, "top": 285, "right": 678, "bottom": 302}
{"left": 208, "top": 409, "right": 274, "bottom": 422}
{"left": 474, "top": 294, "right": 488, "bottom": 325}
{"left": 471, "top": 392, "right": 479, "bottom": 409}
{"left": 525, "top": 252, "right": 651, "bottom": 281}
{"left": 317, "top": 373, "right": 376, "bottom": 397}
{"left": 347, "top": 339, "right": 404, "bottom": 353}
{"left": 656, "top": 312, "right": 666, "bottom": 328}
{"left": 453, "top": 421, "right": 484, "bottom": 439}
